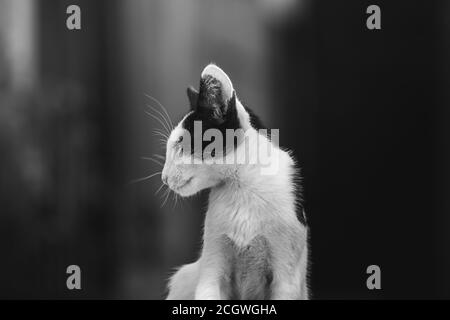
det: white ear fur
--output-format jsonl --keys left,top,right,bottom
{"left": 201, "top": 64, "right": 234, "bottom": 102}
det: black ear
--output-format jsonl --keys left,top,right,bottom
{"left": 187, "top": 86, "right": 199, "bottom": 109}
{"left": 226, "top": 90, "right": 236, "bottom": 114}
{"left": 210, "top": 90, "right": 237, "bottom": 124}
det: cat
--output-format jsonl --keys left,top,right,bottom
{"left": 162, "top": 64, "right": 309, "bottom": 300}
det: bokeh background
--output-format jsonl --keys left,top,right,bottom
{"left": 0, "top": 0, "right": 449, "bottom": 299}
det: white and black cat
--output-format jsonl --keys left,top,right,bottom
{"left": 162, "top": 64, "right": 309, "bottom": 300}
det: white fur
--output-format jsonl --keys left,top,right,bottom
{"left": 164, "top": 64, "right": 309, "bottom": 300}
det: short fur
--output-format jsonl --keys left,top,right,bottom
{"left": 163, "top": 64, "right": 309, "bottom": 300}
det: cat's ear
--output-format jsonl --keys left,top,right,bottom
{"left": 227, "top": 90, "right": 237, "bottom": 114}
{"left": 228, "top": 89, "right": 238, "bottom": 117}
{"left": 201, "top": 64, "right": 234, "bottom": 102}
{"left": 204, "top": 89, "right": 236, "bottom": 125}
{"left": 197, "top": 64, "right": 238, "bottom": 124}
{"left": 186, "top": 86, "right": 199, "bottom": 109}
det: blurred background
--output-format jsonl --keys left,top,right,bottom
{"left": 0, "top": 0, "right": 449, "bottom": 299}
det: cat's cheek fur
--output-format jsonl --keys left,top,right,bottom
{"left": 174, "top": 176, "right": 200, "bottom": 197}
{"left": 174, "top": 170, "right": 221, "bottom": 197}
{"left": 164, "top": 161, "right": 220, "bottom": 197}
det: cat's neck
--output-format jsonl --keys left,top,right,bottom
{"left": 225, "top": 129, "right": 295, "bottom": 198}
{"left": 206, "top": 132, "right": 298, "bottom": 246}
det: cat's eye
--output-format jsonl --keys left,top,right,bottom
{"left": 175, "top": 136, "right": 183, "bottom": 145}
{"left": 174, "top": 136, "right": 184, "bottom": 156}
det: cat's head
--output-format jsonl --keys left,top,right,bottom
{"left": 161, "top": 64, "right": 254, "bottom": 197}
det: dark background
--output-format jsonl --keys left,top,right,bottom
{"left": 0, "top": 0, "right": 449, "bottom": 299}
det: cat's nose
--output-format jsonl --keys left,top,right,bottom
{"left": 162, "top": 174, "right": 168, "bottom": 186}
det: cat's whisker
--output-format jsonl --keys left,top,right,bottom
{"left": 153, "top": 154, "right": 166, "bottom": 160}
{"left": 174, "top": 193, "right": 181, "bottom": 209}
{"left": 160, "top": 186, "right": 169, "bottom": 199}
{"left": 161, "top": 188, "right": 171, "bottom": 208}
{"left": 129, "top": 171, "right": 162, "bottom": 184}
{"left": 144, "top": 93, "right": 174, "bottom": 130}
{"left": 144, "top": 109, "right": 170, "bottom": 136}
{"left": 147, "top": 105, "right": 173, "bottom": 135}
{"left": 153, "top": 130, "right": 169, "bottom": 141}
{"left": 141, "top": 156, "right": 164, "bottom": 166}
{"left": 152, "top": 128, "right": 169, "bottom": 138}
{"left": 172, "top": 192, "right": 178, "bottom": 209}
{"left": 145, "top": 104, "right": 171, "bottom": 135}
{"left": 155, "top": 183, "right": 165, "bottom": 196}
{"left": 158, "top": 138, "right": 168, "bottom": 145}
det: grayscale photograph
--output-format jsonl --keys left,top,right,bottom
{"left": 0, "top": 0, "right": 449, "bottom": 306}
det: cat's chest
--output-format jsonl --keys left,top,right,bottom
{"left": 207, "top": 198, "right": 264, "bottom": 247}
{"left": 222, "top": 235, "right": 273, "bottom": 300}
